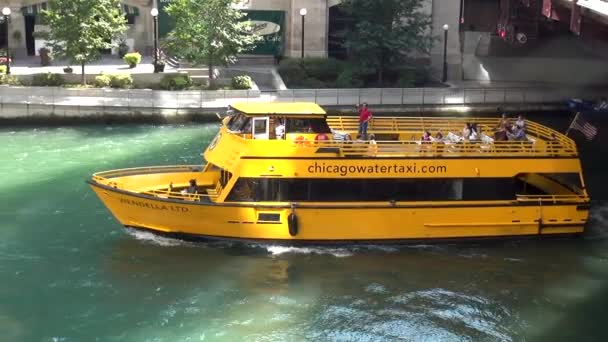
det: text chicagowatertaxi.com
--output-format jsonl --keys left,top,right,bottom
{"left": 307, "top": 162, "right": 447, "bottom": 176}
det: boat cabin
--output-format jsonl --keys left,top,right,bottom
{"left": 225, "top": 102, "right": 332, "bottom": 141}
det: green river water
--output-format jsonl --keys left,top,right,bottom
{"left": 2, "top": 123, "right": 608, "bottom": 342}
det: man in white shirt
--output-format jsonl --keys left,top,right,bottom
{"left": 275, "top": 118, "right": 285, "bottom": 139}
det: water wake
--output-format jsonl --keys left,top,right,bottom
{"left": 124, "top": 228, "right": 193, "bottom": 247}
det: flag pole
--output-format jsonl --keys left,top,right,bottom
{"left": 565, "top": 111, "right": 580, "bottom": 137}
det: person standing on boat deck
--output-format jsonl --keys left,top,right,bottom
{"left": 358, "top": 103, "right": 372, "bottom": 139}
{"left": 275, "top": 117, "right": 285, "bottom": 140}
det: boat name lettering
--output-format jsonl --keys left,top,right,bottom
{"left": 306, "top": 162, "right": 447, "bottom": 176}
{"left": 119, "top": 198, "right": 189, "bottom": 212}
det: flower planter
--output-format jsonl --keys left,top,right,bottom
{"left": 154, "top": 63, "right": 165, "bottom": 73}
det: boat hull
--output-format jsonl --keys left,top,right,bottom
{"left": 89, "top": 182, "right": 588, "bottom": 243}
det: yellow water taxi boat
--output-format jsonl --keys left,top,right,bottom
{"left": 89, "top": 102, "right": 590, "bottom": 243}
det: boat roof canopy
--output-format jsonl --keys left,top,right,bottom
{"left": 230, "top": 102, "right": 326, "bottom": 117}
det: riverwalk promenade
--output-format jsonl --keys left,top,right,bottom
{"left": 0, "top": 84, "right": 605, "bottom": 120}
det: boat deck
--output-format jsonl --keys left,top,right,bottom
{"left": 320, "top": 116, "right": 577, "bottom": 157}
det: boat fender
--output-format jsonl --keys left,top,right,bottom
{"left": 288, "top": 212, "right": 298, "bottom": 236}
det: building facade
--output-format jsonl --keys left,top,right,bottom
{"left": 0, "top": 0, "right": 463, "bottom": 81}
{"left": 0, "top": 0, "right": 156, "bottom": 58}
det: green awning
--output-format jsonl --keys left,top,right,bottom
{"left": 21, "top": 2, "right": 139, "bottom": 17}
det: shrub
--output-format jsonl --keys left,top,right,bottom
{"left": 294, "top": 78, "right": 327, "bottom": 89}
{"left": 231, "top": 75, "right": 253, "bottom": 90}
{"left": 94, "top": 74, "right": 112, "bottom": 88}
{"left": 159, "top": 74, "right": 193, "bottom": 90}
{"left": 0, "top": 74, "right": 21, "bottom": 85}
{"left": 277, "top": 58, "right": 306, "bottom": 85}
{"left": 0, "top": 65, "right": 6, "bottom": 74}
{"left": 302, "top": 57, "right": 343, "bottom": 82}
{"left": 109, "top": 73, "right": 133, "bottom": 89}
{"left": 123, "top": 52, "right": 142, "bottom": 68}
{"left": 336, "top": 67, "right": 364, "bottom": 88}
{"left": 394, "top": 69, "right": 415, "bottom": 88}
{"left": 32, "top": 72, "right": 64, "bottom": 86}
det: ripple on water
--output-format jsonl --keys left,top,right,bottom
{"left": 386, "top": 288, "right": 511, "bottom": 341}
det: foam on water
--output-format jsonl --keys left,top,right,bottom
{"left": 124, "top": 228, "right": 193, "bottom": 247}
{"left": 263, "top": 245, "right": 355, "bottom": 257}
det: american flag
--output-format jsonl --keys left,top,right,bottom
{"left": 569, "top": 112, "right": 598, "bottom": 140}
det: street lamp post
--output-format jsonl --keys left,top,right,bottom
{"left": 150, "top": 7, "right": 160, "bottom": 73}
{"left": 299, "top": 8, "right": 307, "bottom": 59}
{"left": 442, "top": 24, "right": 449, "bottom": 83}
{"left": 2, "top": 7, "right": 11, "bottom": 75}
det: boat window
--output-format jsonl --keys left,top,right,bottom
{"left": 220, "top": 170, "right": 233, "bottom": 188}
{"left": 226, "top": 177, "right": 525, "bottom": 202}
{"left": 537, "top": 173, "right": 584, "bottom": 192}
{"left": 227, "top": 113, "right": 250, "bottom": 132}
{"left": 258, "top": 213, "right": 280, "bottom": 222}
{"left": 286, "top": 118, "right": 331, "bottom": 134}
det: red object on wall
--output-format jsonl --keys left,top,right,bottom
{"left": 570, "top": 0, "right": 582, "bottom": 35}
{"left": 542, "top": 0, "right": 553, "bottom": 18}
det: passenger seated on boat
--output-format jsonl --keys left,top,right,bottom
{"left": 421, "top": 131, "right": 431, "bottom": 143}
{"left": 445, "top": 131, "right": 463, "bottom": 143}
{"left": 434, "top": 130, "right": 444, "bottom": 142}
{"left": 469, "top": 125, "right": 480, "bottom": 142}
{"left": 462, "top": 123, "right": 471, "bottom": 140}
{"left": 369, "top": 133, "right": 377, "bottom": 144}
{"left": 331, "top": 129, "right": 350, "bottom": 142}
{"left": 181, "top": 179, "right": 198, "bottom": 195}
{"left": 315, "top": 132, "right": 330, "bottom": 142}
{"left": 496, "top": 113, "right": 512, "bottom": 132}
{"left": 594, "top": 97, "right": 608, "bottom": 111}
{"left": 507, "top": 125, "right": 526, "bottom": 141}
{"left": 548, "top": 133, "right": 560, "bottom": 154}
{"left": 480, "top": 133, "right": 494, "bottom": 144}
{"left": 515, "top": 115, "right": 526, "bottom": 132}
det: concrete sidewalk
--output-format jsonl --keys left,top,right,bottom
{"left": 9, "top": 56, "right": 179, "bottom": 75}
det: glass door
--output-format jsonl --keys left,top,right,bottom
{"left": 252, "top": 117, "right": 269, "bottom": 140}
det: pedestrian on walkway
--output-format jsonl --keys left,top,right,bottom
{"left": 357, "top": 102, "right": 372, "bottom": 140}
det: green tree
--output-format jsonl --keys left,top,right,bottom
{"left": 341, "top": 0, "right": 433, "bottom": 84}
{"left": 43, "top": 0, "right": 127, "bottom": 84}
{"left": 165, "top": 0, "right": 260, "bottom": 87}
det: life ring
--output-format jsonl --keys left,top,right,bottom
{"left": 288, "top": 212, "right": 298, "bottom": 236}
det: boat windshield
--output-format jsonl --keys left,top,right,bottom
{"left": 287, "top": 118, "right": 331, "bottom": 134}
{"left": 227, "top": 113, "right": 250, "bottom": 132}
